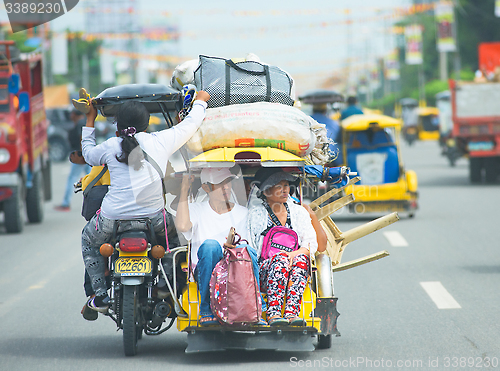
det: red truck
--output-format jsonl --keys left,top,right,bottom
{"left": 449, "top": 42, "right": 500, "bottom": 183}
{"left": 0, "top": 41, "right": 51, "bottom": 233}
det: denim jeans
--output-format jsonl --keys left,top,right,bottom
{"left": 195, "top": 239, "right": 264, "bottom": 316}
{"left": 62, "top": 162, "right": 90, "bottom": 207}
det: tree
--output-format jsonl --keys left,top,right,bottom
{"left": 52, "top": 32, "right": 102, "bottom": 94}
{"left": 368, "top": 0, "right": 500, "bottom": 111}
{"left": 455, "top": 0, "right": 500, "bottom": 72}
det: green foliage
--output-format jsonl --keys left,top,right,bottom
{"left": 451, "top": 67, "right": 475, "bottom": 81}
{"left": 367, "top": 80, "right": 449, "bottom": 113}
{"left": 424, "top": 80, "right": 449, "bottom": 105}
{"left": 456, "top": 0, "right": 500, "bottom": 72}
{"left": 365, "top": 92, "right": 397, "bottom": 116}
{"left": 6, "top": 31, "right": 38, "bottom": 53}
{"left": 365, "top": 0, "right": 500, "bottom": 111}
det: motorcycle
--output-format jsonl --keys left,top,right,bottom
{"left": 98, "top": 219, "right": 186, "bottom": 356}
{"left": 403, "top": 125, "right": 418, "bottom": 146}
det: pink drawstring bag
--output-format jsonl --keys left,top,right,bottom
{"left": 210, "top": 246, "right": 262, "bottom": 325}
{"left": 261, "top": 226, "right": 299, "bottom": 260}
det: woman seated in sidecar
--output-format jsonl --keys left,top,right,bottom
{"left": 248, "top": 167, "right": 319, "bottom": 326}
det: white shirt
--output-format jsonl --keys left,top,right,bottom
{"left": 182, "top": 201, "right": 249, "bottom": 266}
{"left": 81, "top": 101, "right": 207, "bottom": 219}
{"left": 247, "top": 199, "right": 318, "bottom": 257}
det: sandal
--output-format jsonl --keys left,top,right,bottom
{"left": 81, "top": 296, "right": 98, "bottom": 321}
{"left": 286, "top": 316, "right": 306, "bottom": 326}
{"left": 257, "top": 317, "right": 268, "bottom": 326}
{"left": 268, "top": 315, "right": 289, "bottom": 326}
{"left": 199, "top": 314, "right": 219, "bottom": 326}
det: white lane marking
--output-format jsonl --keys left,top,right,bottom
{"left": 420, "top": 281, "right": 461, "bottom": 309}
{"left": 0, "top": 255, "right": 79, "bottom": 318}
{"left": 383, "top": 231, "right": 408, "bottom": 247}
{"left": 28, "top": 279, "right": 48, "bottom": 290}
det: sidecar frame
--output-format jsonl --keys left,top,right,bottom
{"left": 167, "top": 147, "right": 341, "bottom": 353}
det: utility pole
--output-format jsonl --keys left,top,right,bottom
{"left": 452, "top": 0, "right": 461, "bottom": 79}
{"left": 439, "top": 51, "right": 448, "bottom": 81}
{"left": 346, "top": 9, "right": 352, "bottom": 94}
{"left": 82, "top": 53, "right": 89, "bottom": 91}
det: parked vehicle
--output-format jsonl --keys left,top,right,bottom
{"left": 47, "top": 107, "right": 117, "bottom": 162}
{"left": 47, "top": 107, "right": 73, "bottom": 162}
{"left": 339, "top": 113, "right": 418, "bottom": 217}
{"left": 0, "top": 41, "right": 51, "bottom": 233}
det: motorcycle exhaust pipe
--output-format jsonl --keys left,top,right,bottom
{"left": 316, "top": 253, "right": 334, "bottom": 297}
{"left": 148, "top": 301, "right": 172, "bottom": 329}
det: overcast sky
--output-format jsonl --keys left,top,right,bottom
{"left": 1, "top": 0, "right": 414, "bottom": 93}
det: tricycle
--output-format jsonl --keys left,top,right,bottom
{"left": 339, "top": 113, "right": 418, "bottom": 217}
{"left": 77, "top": 83, "right": 400, "bottom": 355}
{"left": 415, "top": 106, "right": 440, "bottom": 141}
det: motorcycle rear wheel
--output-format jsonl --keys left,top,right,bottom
{"left": 123, "top": 285, "right": 139, "bottom": 356}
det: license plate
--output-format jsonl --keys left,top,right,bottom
{"left": 468, "top": 141, "right": 494, "bottom": 151}
{"left": 115, "top": 257, "right": 152, "bottom": 276}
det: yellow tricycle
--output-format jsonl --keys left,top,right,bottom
{"left": 339, "top": 114, "right": 418, "bottom": 217}
{"left": 415, "top": 106, "right": 440, "bottom": 141}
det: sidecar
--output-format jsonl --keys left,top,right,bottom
{"left": 167, "top": 146, "right": 399, "bottom": 353}
{"left": 175, "top": 147, "right": 337, "bottom": 352}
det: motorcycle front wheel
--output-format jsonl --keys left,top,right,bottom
{"left": 123, "top": 285, "right": 140, "bottom": 356}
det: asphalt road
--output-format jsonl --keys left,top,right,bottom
{"left": 0, "top": 141, "right": 499, "bottom": 371}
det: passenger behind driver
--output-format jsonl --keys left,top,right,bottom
{"left": 174, "top": 168, "right": 265, "bottom": 326}
{"left": 80, "top": 91, "right": 210, "bottom": 313}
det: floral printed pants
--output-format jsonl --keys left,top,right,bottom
{"left": 259, "top": 252, "right": 310, "bottom": 319}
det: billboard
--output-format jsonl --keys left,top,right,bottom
{"left": 435, "top": 1, "right": 456, "bottom": 52}
{"left": 405, "top": 24, "right": 423, "bottom": 65}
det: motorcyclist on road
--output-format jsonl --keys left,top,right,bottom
{"left": 80, "top": 91, "right": 210, "bottom": 313}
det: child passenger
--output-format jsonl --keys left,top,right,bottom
{"left": 248, "top": 167, "right": 318, "bottom": 326}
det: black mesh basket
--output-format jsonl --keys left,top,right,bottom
{"left": 94, "top": 84, "right": 181, "bottom": 117}
{"left": 194, "top": 55, "right": 294, "bottom": 108}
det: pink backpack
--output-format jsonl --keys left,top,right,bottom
{"left": 261, "top": 226, "right": 299, "bottom": 260}
{"left": 210, "top": 246, "right": 262, "bottom": 325}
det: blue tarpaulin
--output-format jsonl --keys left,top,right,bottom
{"left": 304, "top": 165, "right": 349, "bottom": 188}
